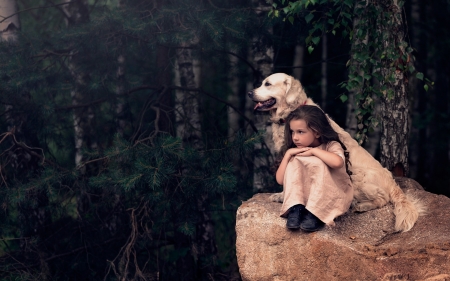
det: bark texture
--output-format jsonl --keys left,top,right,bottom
{"left": 0, "top": 0, "right": 20, "bottom": 42}
{"left": 175, "top": 43, "right": 202, "bottom": 147}
{"left": 63, "top": 0, "right": 93, "bottom": 168}
{"left": 379, "top": 0, "right": 409, "bottom": 174}
{"left": 250, "top": 0, "right": 275, "bottom": 190}
{"left": 175, "top": 40, "right": 217, "bottom": 281}
{"left": 292, "top": 45, "right": 304, "bottom": 80}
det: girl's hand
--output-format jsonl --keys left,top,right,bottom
{"left": 295, "top": 147, "right": 317, "bottom": 157}
{"left": 286, "top": 147, "right": 306, "bottom": 157}
{"left": 286, "top": 147, "right": 316, "bottom": 157}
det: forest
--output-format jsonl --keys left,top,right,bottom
{"left": 0, "top": 0, "right": 449, "bottom": 280}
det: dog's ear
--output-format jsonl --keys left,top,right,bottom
{"left": 285, "top": 76, "right": 305, "bottom": 106}
{"left": 284, "top": 77, "right": 292, "bottom": 95}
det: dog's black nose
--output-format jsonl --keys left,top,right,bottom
{"left": 247, "top": 90, "right": 254, "bottom": 98}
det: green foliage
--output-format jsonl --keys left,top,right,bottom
{"left": 0, "top": 0, "right": 270, "bottom": 280}
{"left": 270, "top": 0, "right": 433, "bottom": 144}
{"left": 0, "top": 129, "right": 261, "bottom": 280}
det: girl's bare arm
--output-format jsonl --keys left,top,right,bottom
{"left": 299, "top": 147, "right": 344, "bottom": 169}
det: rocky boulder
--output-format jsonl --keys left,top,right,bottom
{"left": 236, "top": 179, "right": 450, "bottom": 281}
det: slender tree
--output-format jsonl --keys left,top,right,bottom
{"left": 377, "top": 0, "right": 410, "bottom": 174}
{"left": 276, "top": 0, "right": 420, "bottom": 174}
{"left": 249, "top": 0, "right": 275, "bottom": 191}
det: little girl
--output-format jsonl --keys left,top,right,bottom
{"left": 276, "top": 105, "right": 353, "bottom": 232}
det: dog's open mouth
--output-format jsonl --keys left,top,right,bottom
{"left": 253, "top": 98, "right": 276, "bottom": 111}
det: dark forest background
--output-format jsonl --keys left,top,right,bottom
{"left": 0, "top": 0, "right": 449, "bottom": 280}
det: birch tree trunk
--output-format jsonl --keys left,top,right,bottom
{"left": 293, "top": 44, "right": 304, "bottom": 80}
{"left": 175, "top": 43, "right": 202, "bottom": 146}
{"left": 174, "top": 41, "right": 217, "bottom": 280}
{"left": 249, "top": 0, "right": 274, "bottom": 190}
{"left": 0, "top": 0, "right": 19, "bottom": 42}
{"left": 379, "top": 0, "right": 409, "bottom": 175}
{"left": 61, "top": 1, "right": 96, "bottom": 224}
{"left": 1, "top": 0, "right": 21, "bottom": 135}
{"left": 61, "top": 0, "right": 93, "bottom": 170}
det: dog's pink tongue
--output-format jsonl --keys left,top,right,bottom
{"left": 254, "top": 102, "right": 263, "bottom": 110}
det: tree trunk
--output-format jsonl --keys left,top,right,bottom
{"left": 379, "top": 0, "right": 409, "bottom": 175}
{"left": 0, "top": 0, "right": 20, "bottom": 42}
{"left": 321, "top": 33, "right": 328, "bottom": 109}
{"left": 228, "top": 54, "right": 241, "bottom": 139}
{"left": 115, "top": 53, "right": 127, "bottom": 136}
{"left": 175, "top": 43, "right": 202, "bottom": 146}
{"left": 1, "top": 2, "right": 51, "bottom": 274}
{"left": 407, "top": 0, "right": 428, "bottom": 182}
{"left": 249, "top": 0, "right": 275, "bottom": 191}
{"left": 292, "top": 44, "right": 304, "bottom": 80}
{"left": 174, "top": 40, "right": 217, "bottom": 281}
{"left": 62, "top": 0, "right": 92, "bottom": 169}
{"left": 155, "top": 44, "right": 172, "bottom": 134}
{"left": 1, "top": 0, "right": 22, "bottom": 135}
{"left": 115, "top": 0, "right": 126, "bottom": 136}
{"left": 427, "top": 0, "right": 449, "bottom": 193}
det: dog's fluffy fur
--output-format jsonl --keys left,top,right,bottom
{"left": 248, "top": 73, "right": 424, "bottom": 232}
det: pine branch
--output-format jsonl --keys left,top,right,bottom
{"left": 0, "top": 1, "right": 72, "bottom": 24}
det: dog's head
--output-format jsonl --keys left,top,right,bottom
{"left": 247, "top": 73, "right": 307, "bottom": 118}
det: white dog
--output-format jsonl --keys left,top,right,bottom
{"left": 248, "top": 73, "right": 423, "bottom": 232}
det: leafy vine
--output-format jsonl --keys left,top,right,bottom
{"left": 269, "top": 0, "right": 433, "bottom": 143}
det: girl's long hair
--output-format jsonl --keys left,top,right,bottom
{"left": 281, "top": 105, "right": 352, "bottom": 177}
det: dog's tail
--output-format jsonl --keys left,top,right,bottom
{"left": 389, "top": 180, "right": 425, "bottom": 232}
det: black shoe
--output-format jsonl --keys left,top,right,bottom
{"left": 300, "top": 210, "right": 325, "bottom": 232}
{"left": 286, "top": 204, "right": 305, "bottom": 230}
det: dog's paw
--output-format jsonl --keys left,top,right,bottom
{"left": 269, "top": 192, "right": 284, "bottom": 203}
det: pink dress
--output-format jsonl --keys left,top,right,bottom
{"left": 280, "top": 141, "right": 353, "bottom": 225}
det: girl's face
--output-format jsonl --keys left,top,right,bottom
{"left": 289, "top": 119, "right": 321, "bottom": 148}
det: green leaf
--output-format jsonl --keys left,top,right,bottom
{"left": 340, "top": 94, "right": 348, "bottom": 102}
{"left": 288, "top": 16, "right": 294, "bottom": 24}
{"left": 308, "top": 46, "right": 314, "bottom": 54}
{"left": 416, "top": 72, "right": 424, "bottom": 80}
{"left": 332, "top": 30, "right": 336, "bottom": 36}
{"left": 305, "top": 13, "right": 314, "bottom": 23}
{"left": 272, "top": 3, "right": 277, "bottom": 8}
{"left": 312, "top": 36, "right": 320, "bottom": 45}
{"left": 424, "top": 84, "right": 429, "bottom": 91}
{"left": 342, "top": 30, "right": 348, "bottom": 38}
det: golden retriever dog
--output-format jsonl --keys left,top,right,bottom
{"left": 248, "top": 73, "right": 423, "bottom": 232}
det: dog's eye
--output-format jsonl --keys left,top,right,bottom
{"left": 265, "top": 82, "right": 271, "bottom": 87}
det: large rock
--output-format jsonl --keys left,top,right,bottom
{"left": 236, "top": 179, "right": 450, "bottom": 281}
